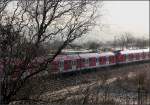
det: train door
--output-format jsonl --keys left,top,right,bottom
{"left": 109, "top": 56, "right": 115, "bottom": 64}
{"left": 59, "top": 60, "right": 64, "bottom": 72}
{"left": 143, "top": 52, "right": 146, "bottom": 59}
{"left": 96, "top": 57, "right": 99, "bottom": 66}
{"left": 128, "top": 54, "right": 131, "bottom": 61}
{"left": 139, "top": 53, "right": 143, "bottom": 60}
{"left": 126, "top": 54, "right": 129, "bottom": 62}
{"left": 84, "top": 58, "right": 89, "bottom": 67}
{"left": 76, "top": 59, "right": 81, "bottom": 69}
{"left": 146, "top": 52, "right": 149, "bottom": 59}
{"left": 72, "top": 60, "right": 76, "bottom": 71}
{"left": 106, "top": 56, "right": 109, "bottom": 64}
{"left": 76, "top": 58, "right": 85, "bottom": 69}
{"left": 137, "top": 53, "right": 140, "bottom": 60}
{"left": 140, "top": 52, "right": 144, "bottom": 60}
{"left": 135, "top": 53, "right": 139, "bottom": 60}
{"left": 76, "top": 59, "right": 84, "bottom": 69}
{"left": 122, "top": 54, "right": 126, "bottom": 63}
{"left": 134, "top": 53, "right": 136, "bottom": 60}
{"left": 148, "top": 53, "right": 150, "bottom": 59}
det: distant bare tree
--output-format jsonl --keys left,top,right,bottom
{"left": 82, "top": 41, "right": 103, "bottom": 51}
{"left": 0, "top": 0, "right": 102, "bottom": 104}
{"left": 112, "top": 32, "right": 149, "bottom": 50}
{"left": 88, "top": 42, "right": 100, "bottom": 50}
{"left": 115, "top": 32, "right": 135, "bottom": 50}
{"left": 135, "top": 37, "right": 148, "bottom": 49}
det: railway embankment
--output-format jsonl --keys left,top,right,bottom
{"left": 10, "top": 62, "right": 150, "bottom": 105}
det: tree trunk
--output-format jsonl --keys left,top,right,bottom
{"left": 0, "top": 84, "right": 11, "bottom": 105}
{"left": 0, "top": 95, "right": 10, "bottom": 105}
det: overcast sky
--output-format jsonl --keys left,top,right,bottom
{"left": 8, "top": 1, "right": 149, "bottom": 43}
{"left": 78, "top": 1, "right": 149, "bottom": 43}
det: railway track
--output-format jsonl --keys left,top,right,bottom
{"left": 12, "top": 60, "right": 150, "bottom": 105}
{"left": 46, "top": 61, "right": 150, "bottom": 92}
{"left": 20, "top": 61, "right": 150, "bottom": 98}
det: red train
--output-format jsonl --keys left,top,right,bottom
{"left": 50, "top": 49, "right": 150, "bottom": 73}
{"left": 0, "top": 49, "right": 150, "bottom": 80}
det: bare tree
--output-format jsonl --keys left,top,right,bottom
{"left": 112, "top": 32, "right": 149, "bottom": 50}
{"left": 135, "top": 37, "right": 148, "bottom": 49}
{"left": 0, "top": 0, "right": 102, "bottom": 104}
{"left": 115, "top": 32, "right": 135, "bottom": 50}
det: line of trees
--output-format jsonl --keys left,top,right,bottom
{"left": 112, "top": 32, "right": 149, "bottom": 50}
{"left": 73, "top": 32, "right": 149, "bottom": 51}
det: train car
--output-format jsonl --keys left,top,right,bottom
{"left": 50, "top": 55, "right": 71, "bottom": 73}
{"left": 50, "top": 52, "right": 116, "bottom": 73}
{"left": 99, "top": 52, "right": 116, "bottom": 67}
{"left": 70, "top": 53, "right": 101, "bottom": 70}
{"left": 117, "top": 49, "right": 150, "bottom": 64}
{"left": 54, "top": 53, "right": 101, "bottom": 73}
{"left": 22, "top": 49, "right": 150, "bottom": 75}
{"left": 1, "top": 49, "right": 149, "bottom": 80}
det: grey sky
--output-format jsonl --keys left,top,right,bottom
{"left": 8, "top": 1, "right": 149, "bottom": 43}
{"left": 77, "top": 1, "right": 149, "bottom": 43}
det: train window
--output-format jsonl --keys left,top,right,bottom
{"left": 80, "top": 59, "right": 85, "bottom": 66}
{"left": 66, "top": 61, "right": 71, "bottom": 65}
{"left": 111, "top": 56, "right": 113, "bottom": 60}
{"left": 59, "top": 61, "right": 63, "bottom": 67}
{"left": 65, "top": 61, "right": 68, "bottom": 65}
{"left": 147, "top": 53, "right": 149, "bottom": 58}
{"left": 137, "top": 53, "right": 140, "bottom": 59}
{"left": 149, "top": 53, "right": 150, "bottom": 57}
{"left": 143, "top": 53, "right": 145, "bottom": 56}
{"left": 141, "top": 53, "right": 144, "bottom": 58}
{"left": 109, "top": 56, "right": 111, "bottom": 61}
{"left": 77, "top": 59, "right": 81, "bottom": 65}
{"left": 82, "top": 59, "right": 85, "bottom": 63}
{"left": 69, "top": 61, "right": 71, "bottom": 65}
{"left": 109, "top": 56, "right": 114, "bottom": 62}
{"left": 74, "top": 60, "right": 76, "bottom": 65}
{"left": 145, "top": 53, "right": 148, "bottom": 57}
{"left": 85, "top": 59, "right": 89, "bottom": 64}
{"left": 123, "top": 54, "right": 126, "bottom": 59}
{"left": 104, "top": 57, "right": 106, "bottom": 62}
{"left": 135, "top": 53, "right": 137, "bottom": 58}
{"left": 89, "top": 58, "right": 94, "bottom": 61}
{"left": 64, "top": 61, "right": 67, "bottom": 64}
{"left": 130, "top": 54, "right": 133, "bottom": 60}
{"left": 99, "top": 57, "right": 102, "bottom": 62}
{"left": 133, "top": 54, "right": 136, "bottom": 59}
{"left": 72, "top": 60, "right": 76, "bottom": 65}
{"left": 99, "top": 57, "right": 106, "bottom": 64}
{"left": 126, "top": 54, "right": 128, "bottom": 60}
{"left": 59, "top": 62, "right": 61, "bottom": 67}
{"left": 96, "top": 58, "right": 99, "bottom": 62}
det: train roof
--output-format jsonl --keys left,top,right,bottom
{"left": 54, "top": 52, "right": 115, "bottom": 61}
{"left": 55, "top": 53, "right": 100, "bottom": 61}
{"left": 120, "top": 49, "right": 149, "bottom": 54}
{"left": 52, "top": 49, "right": 150, "bottom": 61}
{"left": 99, "top": 52, "right": 115, "bottom": 56}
